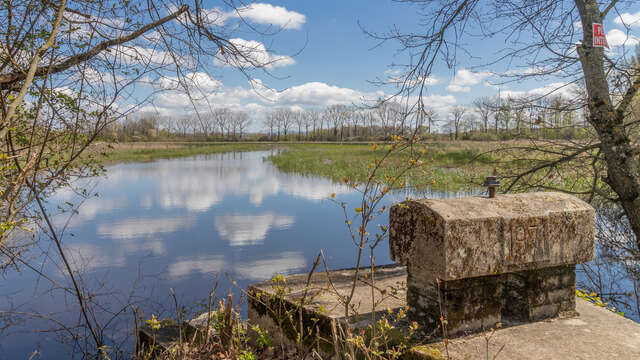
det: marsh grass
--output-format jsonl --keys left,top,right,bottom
{"left": 268, "top": 142, "right": 496, "bottom": 191}
{"left": 80, "top": 141, "right": 589, "bottom": 193}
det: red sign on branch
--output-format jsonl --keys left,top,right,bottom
{"left": 593, "top": 23, "right": 609, "bottom": 48}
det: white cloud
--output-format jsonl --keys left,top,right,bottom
{"left": 214, "top": 38, "right": 295, "bottom": 69}
{"left": 421, "top": 76, "right": 440, "bottom": 86}
{"left": 118, "top": 46, "right": 178, "bottom": 66}
{"left": 168, "top": 255, "right": 227, "bottom": 279}
{"left": 606, "top": 29, "right": 640, "bottom": 47}
{"left": 447, "top": 69, "right": 491, "bottom": 92}
{"left": 53, "top": 86, "right": 75, "bottom": 96}
{"left": 149, "top": 79, "right": 381, "bottom": 114}
{"left": 446, "top": 84, "right": 470, "bottom": 93}
{"left": 214, "top": 213, "right": 295, "bottom": 246}
{"left": 201, "top": 3, "right": 306, "bottom": 30}
{"left": 416, "top": 94, "right": 457, "bottom": 114}
{"left": 499, "top": 82, "right": 580, "bottom": 100}
{"left": 500, "top": 90, "right": 526, "bottom": 99}
{"left": 503, "top": 66, "right": 552, "bottom": 77}
{"left": 387, "top": 74, "right": 440, "bottom": 88}
{"left": 614, "top": 12, "right": 640, "bottom": 27}
{"left": 67, "top": 243, "right": 126, "bottom": 272}
{"left": 527, "top": 82, "right": 581, "bottom": 98}
{"left": 274, "top": 82, "right": 368, "bottom": 106}
{"left": 233, "top": 251, "right": 306, "bottom": 280}
{"left": 113, "top": 152, "right": 350, "bottom": 213}
{"left": 230, "top": 3, "right": 306, "bottom": 30}
{"left": 78, "top": 197, "right": 127, "bottom": 220}
{"left": 97, "top": 216, "right": 196, "bottom": 239}
{"left": 451, "top": 69, "right": 491, "bottom": 86}
{"left": 157, "top": 72, "right": 223, "bottom": 92}
{"left": 167, "top": 251, "right": 307, "bottom": 281}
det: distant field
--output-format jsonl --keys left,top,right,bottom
{"left": 85, "top": 142, "right": 270, "bottom": 163}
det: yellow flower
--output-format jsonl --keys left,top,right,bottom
{"left": 146, "top": 314, "right": 161, "bottom": 331}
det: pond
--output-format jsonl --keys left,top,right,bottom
{"left": 0, "top": 150, "right": 464, "bottom": 358}
{"left": 2, "top": 150, "right": 637, "bottom": 359}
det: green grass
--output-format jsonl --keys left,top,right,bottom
{"left": 89, "top": 141, "right": 586, "bottom": 194}
{"left": 268, "top": 143, "right": 496, "bottom": 191}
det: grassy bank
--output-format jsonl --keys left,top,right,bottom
{"left": 269, "top": 142, "right": 497, "bottom": 191}
{"left": 85, "top": 142, "right": 272, "bottom": 164}
{"left": 86, "top": 141, "right": 498, "bottom": 190}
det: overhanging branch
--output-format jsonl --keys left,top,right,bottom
{"left": 0, "top": 5, "right": 189, "bottom": 90}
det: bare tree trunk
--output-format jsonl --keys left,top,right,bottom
{"left": 576, "top": 0, "right": 640, "bottom": 247}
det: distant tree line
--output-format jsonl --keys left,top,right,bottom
{"left": 261, "top": 95, "right": 590, "bottom": 142}
{"left": 103, "top": 109, "right": 252, "bottom": 141}
{"left": 261, "top": 102, "right": 433, "bottom": 141}
{"left": 104, "top": 94, "right": 593, "bottom": 142}
{"left": 442, "top": 94, "right": 589, "bottom": 141}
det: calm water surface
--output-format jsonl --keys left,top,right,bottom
{"left": 1, "top": 151, "right": 464, "bottom": 358}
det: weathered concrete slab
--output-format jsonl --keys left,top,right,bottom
{"left": 138, "top": 320, "right": 200, "bottom": 354}
{"left": 438, "top": 299, "right": 640, "bottom": 359}
{"left": 248, "top": 265, "right": 640, "bottom": 359}
{"left": 389, "top": 192, "right": 595, "bottom": 280}
{"left": 247, "top": 265, "right": 408, "bottom": 358}
{"left": 248, "top": 264, "right": 407, "bottom": 326}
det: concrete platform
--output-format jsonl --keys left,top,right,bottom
{"left": 247, "top": 265, "right": 640, "bottom": 359}
{"left": 443, "top": 299, "right": 640, "bottom": 359}
{"left": 248, "top": 264, "right": 407, "bottom": 323}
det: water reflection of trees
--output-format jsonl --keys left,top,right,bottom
{"left": 579, "top": 204, "right": 640, "bottom": 320}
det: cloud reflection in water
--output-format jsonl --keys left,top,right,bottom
{"left": 214, "top": 213, "right": 295, "bottom": 246}
{"left": 50, "top": 152, "right": 350, "bottom": 280}
{"left": 167, "top": 251, "right": 306, "bottom": 281}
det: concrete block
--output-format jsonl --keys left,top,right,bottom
{"left": 389, "top": 192, "right": 595, "bottom": 280}
{"left": 390, "top": 193, "right": 594, "bottom": 334}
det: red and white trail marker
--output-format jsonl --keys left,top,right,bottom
{"left": 592, "top": 23, "right": 609, "bottom": 48}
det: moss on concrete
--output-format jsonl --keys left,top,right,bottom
{"left": 402, "top": 345, "right": 443, "bottom": 360}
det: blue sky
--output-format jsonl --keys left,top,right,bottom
{"left": 134, "top": 1, "right": 640, "bottom": 129}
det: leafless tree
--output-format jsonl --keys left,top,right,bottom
{"left": 352, "top": 109, "right": 369, "bottom": 137}
{"left": 365, "top": 109, "right": 379, "bottom": 137}
{"left": 301, "top": 109, "right": 313, "bottom": 140}
{"left": 294, "top": 109, "right": 305, "bottom": 140}
{"left": 276, "top": 108, "right": 295, "bottom": 139}
{"left": 199, "top": 112, "right": 217, "bottom": 137}
{"left": 307, "top": 109, "right": 321, "bottom": 140}
{"left": 265, "top": 111, "right": 278, "bottom": 140}
{"left": 448, "top": 106, "right": 467, "bottom": 140}
{"left": 422, "top": 106, "right": 438, "bottom": 134}
{"left": 215, "top": 108, "right": 232, "bottom": 137}
{"left": 474, "top": 98, "right": 492, "bottom": 133}
{"left": 0, "top": 0, "right": 290, "bottom": 356}
{"left": 233, "top": 111, "right": 251, "bottom": 139}
{"left": 373, "top": 0, "right": 640, "bottom": 248}
{"left": 326, "top": 104, "right": 350, "bottom": 140}
{"left": 374, "top": 100, "right": 404, "bottom": 136}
